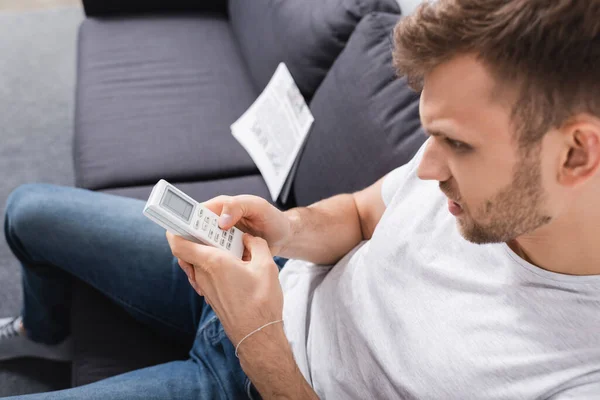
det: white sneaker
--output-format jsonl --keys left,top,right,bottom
{"left": 0, "top": 316, "right": 73, "bottom": 362}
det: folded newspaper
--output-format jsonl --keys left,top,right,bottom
{"left": 231, "top": 63, "right": 315, "bottom": 203}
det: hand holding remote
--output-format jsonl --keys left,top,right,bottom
{"left": 202, "top": 195, "right": 291, "bottom": 258}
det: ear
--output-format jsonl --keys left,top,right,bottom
{"left": 558, "top": 115, "right": 600, "bottom": 187}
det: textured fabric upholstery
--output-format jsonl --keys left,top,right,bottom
{"left": 228, "top": 0, "right": 400, "bottom": 99}
{"left": 101, "top": 175, "right": 271, "bottom": 203}
{"left": 82, "top": 0, "right": 227, "bottom": 17}
{"left": 292, "top": 12, "right": 425, "bottom": 206}
{"left": 74, "top": 16, "right": 258, "bottom": 191}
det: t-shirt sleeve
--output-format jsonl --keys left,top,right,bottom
{"left": 381, "top": 139, "right": 428, "bottom": 207}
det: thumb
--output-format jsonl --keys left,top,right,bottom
{"left": 218, "top": 198, "right": 245, "bottom": 230}
{"left": 201, "top": 195, "right": 230, "bottom": 215}
{"left": 243, "top": 233, "right": 272, "bottom": 265}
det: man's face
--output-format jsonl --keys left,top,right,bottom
{"left": 417, "top": 55, "right": 553, "bottom": 244}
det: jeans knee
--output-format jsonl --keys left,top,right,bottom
{"left": 5, "top": 183, "right": 56, "bottom": 243}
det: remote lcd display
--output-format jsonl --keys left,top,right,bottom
{"left": 161, "top": 189, "right": 193, "bottom": 222}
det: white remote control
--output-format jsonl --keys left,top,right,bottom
{"left": 143, "top": 179, "right": 245, "bottom": 259}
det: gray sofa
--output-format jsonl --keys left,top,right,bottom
{"left": 69, "top": 0, "right": 425, "bottom": 388}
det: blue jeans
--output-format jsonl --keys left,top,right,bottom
{"left": 2, "top": 183, "right": 288, "bottom": 399}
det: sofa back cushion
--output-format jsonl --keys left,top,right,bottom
{"left": 228, "top": 0, "right": 400, "bottom": 99}
{"left": 291, "top": 12, "right": 425, "bottom": 207}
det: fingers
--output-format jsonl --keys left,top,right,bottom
{"left": 243, "top": 233, "right": 273, "bottom": 266}
{"left": 167, "top": 232, "right": 204, "bottom": 263}
{"left": 167, "top": 232, "right": 239, "bottom": 274}
{"left": 177, "top": 258, "right": 204, "bottom": 296}
{"left": 178, "top": 258, "right": 195, "bottom": 281}
{"left": 178, "top": 258, "right": 193, "bottom": 272}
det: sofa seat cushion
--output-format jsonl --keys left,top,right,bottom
{"left": 292, "top": 12, "right": 425, "bottom": 206}
{"left": 228, "top": 0, "right": 400, "bottom": 99}
{"left": 74, "top": 15, "right": 259, "bottom": 191}
{"left": 101, "top": 174, "right": 271, "bottom": 203}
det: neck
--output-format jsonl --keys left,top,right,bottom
{"left": 509, "top": 208, "right": 600, "bottom": 276}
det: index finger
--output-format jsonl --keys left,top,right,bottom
{"left": 166, "top": 231, "right": 239, "bottom": 271}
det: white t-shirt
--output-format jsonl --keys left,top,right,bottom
{"left": 279, "top": 142, "right": 600, "bottom": 399}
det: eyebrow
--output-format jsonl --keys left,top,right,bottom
{"left": 423, "top": 128, "right": 457, "bottom": 141}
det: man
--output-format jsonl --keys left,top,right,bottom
{"left": 1, "top": 0, "right": 599, "bottom": 398}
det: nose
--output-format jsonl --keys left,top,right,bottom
{"left": 417, "top": 139, "right": 452, "bottom": 182}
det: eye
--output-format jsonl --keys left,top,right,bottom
{"left": 445, "top": 138, "right": 471, "bottom": 152}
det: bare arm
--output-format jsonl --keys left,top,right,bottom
{"left": 278, "top": 176, "right": 387, "bottom": 265}
{"left": 239, "top": 324, "right": 319, "bottom": 400}
{"left": 238, "top": 177, "right": 389, "bottom": 397}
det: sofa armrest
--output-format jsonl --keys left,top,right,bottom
{"left": 82, "top": 0, "right": 227, "bottom": 17}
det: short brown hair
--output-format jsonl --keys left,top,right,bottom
{"left": 393, "top": 0, "right": 600, "bottom": 147}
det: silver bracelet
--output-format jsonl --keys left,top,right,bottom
{"left": 235, "top": 319, "right": 284, "bottom": 358}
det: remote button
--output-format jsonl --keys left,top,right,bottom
{"left": 208, "top": 229, "right": 214, "bottom": 239}
{"left": 220, "top": 238, "right": 225, "bottom": 246}
{"left": 228, "top": 235, "right": 233, "bottom": 242}
{"left": 226, "top": 242, "right": 231, "bottom": 250}
{"left": 204, "top": 216, "right": 210, "bottom": 223}
{"left": 194, "top": 220, "right": 200, "bottom": 230}
{"left": 202, "top": 222, "right": 208, "bottom": 231}
{"left": 198, "top": 209, "right": 204, "bottom": 218}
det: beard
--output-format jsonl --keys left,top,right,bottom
{"left": 440, "top": 147, "right": 552, "bottom": 244}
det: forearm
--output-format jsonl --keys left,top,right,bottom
{"left": 279, "top": 194, "right": 364, "bottom": 265}
{"left": 239, "top": 326, "right": 319, "bottom": 400}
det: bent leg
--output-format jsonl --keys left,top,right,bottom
{"left": 4, "top": 184, "right": 204, "bottom": 344}
{"left": 3, "top": 359, "right": 246, "bottom": 400}
{"left": 3, "top": 311, "right": 258, "bottom": 400}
